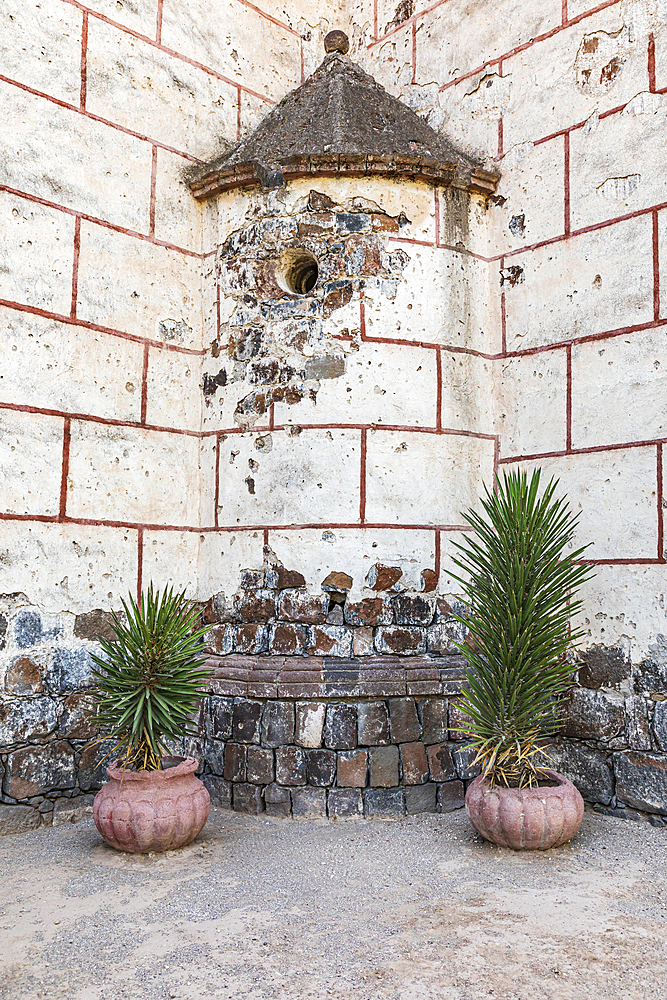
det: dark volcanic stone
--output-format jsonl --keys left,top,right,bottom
{"left": 614, "top": 751, "right": 667, "bottom": 814}
{"left": 0, "top": 697, "right": 59, "bottom": 744}
{"left": 653, "top": 701, "right": 667, "bottom": 751}
{"left": 427, "top": 622, "right": 462, "bottom": 655}
{"left": 239, "top": 569, "right": 265, "bottom": 590}
{"left": 203, "top": 739, "right": 225, "bottom": 775}
{"left": 5, "top": 742, "right": 75, "bottom": 799}
{"left": 261, "top": 701, "right": 295, "bottom": 747}
{"left": 206, "top": 696, "right": 233, "bottom": 740}
{"left": 437, "top": 780, "right": 465, "bottom": 812}
{"left": 336, "top": 749, "right": 367, "bottom": 787}
{"left": 202, "top": 774, "right": 232, "bottom": 808}
{"left": 400, "top": 742, "right": 429, "bottom": 784}
{"left": 275, "top": 746, "right": 307, "bottom": 786}
{"left": 578, "top": 645, "right": 631, "bottom": 689}
{"left": 389, "top": 698, "right": 421, "bottom": 743}
{"left": 392, "top": 593, "right": 436, "bottom": 626}
{"left": 12, "top": 609, "right": 62, "bottom": 649}
{"left": 77, "top": 740, "right": 115, "bottom": 793}
{"left": 448, "top": 700, "right": 472, "bottom": 741}
{"left": 363, "top": 788, "right": 405, "bottom": 818}
{"left": 426, "top": 743, "right": 456, "bottom": 782}
{"left": 324, "top": 703, "right": 357, "bottom": 750}
{"left": 405, "top": 783, "right": 437, "bottom": 814}
{"left": 306, "top": 749, "right": 336, "bottom": 786}
{"left": 419, "top": 699, "right": 448, "bottom": 744}
{"left": 635, "top": 655, "right": 667, "bottom": 695}
{"left": 233, "top": 623, "right": 269, "bottom": 654}
{"left": 232, "top": 700, "right": 262, "bottom": 743}
{"left": 625, "top": 695, "right": 651, "bottom": 750}
{"left": 223, "top": 743, "right": 247, "bottom": 782}
{"left": 233, "top": 782, "right": 264, "bottom": 814}
{"left": 264, "top": 783, "right": 291, "bottom": 817}
{"left": 58, "top": 693, "right": 97, "bottom": 739}
{"left": 45, "top": 647, "right": 94, "bottom": 694}
{"left": 451, "top": 744, "right": 481, "bottom": 780}
{"left": 357, "top": 702, "right": 390, "bottom": 746}
{"left": 73, "top": 610, "right": 117, "bottom": 643}
{"left": 565, "top": 688, "right": 625, "bottom": 741}
{"left": 369, "top": 745, "right": 399, "bottom": 787}
{"left": 546, "top": 742, "right": 614, "bottom": 805}
{"left": 327, "top": 787, "right": 363, "bottom": 819}
{"left": 247, "top": 747, "right": 275, "bottom": 784}
{"left": 307, "top": 625, "right": 353, "bottom": 657}
{"left": 291, "top": 786, "right": 327, "bottom": 819}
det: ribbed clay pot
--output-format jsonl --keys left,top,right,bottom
{"left": 93, "top": 756, "right": 210, "bottom": 853}
{"left": 465, "top": 769, "right": 584, "bottom": 850}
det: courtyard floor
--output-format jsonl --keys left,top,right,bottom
{"left": 1, "top": 807, "right": 665, "bottom": 1000}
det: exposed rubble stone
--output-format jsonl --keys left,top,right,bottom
{"left": 388, "top": 699, "right": 421, "bottom": 743}
{"left": 321, "top": 572, "right": 353, "bottom": 594}
{"left": 366, "top": 565, "right": 403, "bottom": 591}
{"left": 363, "top": 788, "right": 405, "bottom": 817}
{"left": 546, "top": 742, "right": 614, "bottom": 805}
{"left": 291, "top": 787, "right": 327, "bottom": 819}
{"left": 437, "top": 781, "right": 465, "bottom": 812}
{"left": 306, "top": 749, "right": 336, "bottom": 786}
{"left": 275, "top": 746, "right": 307, "bottom": 786}
{"left": 4, "top": 742, "right": 75, "bottom": 799}
{"left": 73, "top": 610, "right": 117, "bottom": 643}
{"left": 565, "top": 688, "right": 626, "bottom": 741}
{"left": 614, "top": 752, "right": 667, "bottom": 814}
{"left": 4, "top": 656, "right": 43, "bottom": 696}
{"left": 232, "top": 700, "right": 263, "bottom": 743}
{"left": 295, "top": 702, "right": 326, "bottom": 748}
{"left": 405, "top": 783, "right": 437, "bottom": 814}
{"left": 324, "top": 704, "right": 357, "bottom": 750}
{"left": 369, "top": 745, "right": 399, "bottom": 787}
{"left": 578, "top": 645, "right": 631, "bottom": 689}
{"left": 278, "top": 591, "right": 328, "bottom": 624}
{"left": 392, "top": 594, "right": 436, "bottom": 626}
{"left": 336, "top": 749, "right": 367, "bottom": 787}
{"left": 426, "top": 743, "right": 457, "bottom": 782}
{"left": 400, "top": 742, "right": 429, "bottom": 784}
{"left": 419, "top": 699, "right": 449, "bottom": 744}
{"left": 262, "top": 701, "right": 295, "bottom": 747}
{"left": 233, "top": 782, "right": 264, "bottom": 814}
{"left": 375, "top": 627, "right": 426, "bottom": 656}
{"left": 264, "top": 783, "right": 291, "bottom": 817}
{"left": 344, "top": 597, "right": 393, "bottom": 627}
{"left": 357, "top": 702, "right": 390, "bottom": 746}
{"left": 327, "top": 787, "right": 363, "bottom": 818}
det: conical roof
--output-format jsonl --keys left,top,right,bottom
{"left": 190, "top": 35, "right": 497, "bottom": 200}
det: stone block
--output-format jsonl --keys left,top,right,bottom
{"left": 405, "top": 783, "right": 438, "bottom": 815}
{"left": 4, "top": 656, "right": 43, "bottom": 696}
{"left": 400, "top": 742, "right": 429, "bottom": 785}
{"left": 295, "top": 702, "right": 326, "bottom": 748}
{"left": 357, "top": 702, "right": 390, "bottom": 746}
{"left": 268, "top": 623, "right": 309, "bottom": 655}
{"left": 427, "top": 743, "right": 457, "bottom": 783}
{"left": 4, "top": 742, "right": 75, "bottom": 799}
{"left": 336, "top": 750, "right": 368, "bottom": 788}
{"left": 45, "top": 647, "right": 94, "bottom": 694}
{"left": 265, "top": 564, "right": 305, "bottom": 591}
{"left": 324, "top": 704, "right": 357, "bottom": 750}
{"left": 232, "top": 700, "right": 262, "bottom": 744}
{"left": 392, "top": 594, "right": 436, "bottom": 626}
{"left": 0, "top": 697, "right": 59, "bottom": 745}
{"left": 234, "top": 590, "right": 276, "bottom": 623}
{"left": 389, "top": 699, "right": 421, "bottom": 743}
{"left": 202, "top": 774, "right": 232, "bottom": 809}
{"left": 578, "top": 646, "right": 632, "bottom": 689}
{"left": 2, "top": 0, "right": 83, "bottom": 104}
{"left": 291, "top": 787, "right": 327, "bottom": 819}
{"left": 327, "top": 788, "right": 363, "bottom": 819}
{"left": 546, "top": 743, "right": 614, "bottom": 805}
{"left": 614, "top": 752, "right": 667, "bottom": 815}
{"left": 366, "top": 565, "right": 403, "bottom": 591}
{"left": 206, "top": 696, "right": 233, "bottom": 741}
{"left": 369, "top": 745, "right": 399, "bottom": 788}
{"left": 353, "top": 628, "right": 375, "bottom": 657}
{"left": 306, "top": 750, "right": 336, "bottom": 787}
{"left": 306, "top": 625, "right": 353, "bottom": 658}
{"left": 635, "top": 657, "right": 667, "bottom": 696}
{"left": 0, "top": 409, "right": 63, "bottom": 518}
{"left": 233, "top": 624, "right": 269, "bottom": 655}
{"left": 565, "top": 689, "right": 626, "bottom": 741}
{"left": 58, "top": 693, "right": 97, "bottom": 740}
{"left": 448, "top": 700, "right": 473, "bottom": 741}
{"left": 223, "top": 743, "right": 247, "bottom": 783}
{"left": 261, "top": 701, "right": 295, "bottom": 748}
{"left": 239, "top": 569, "right": 265, "bottom": 590}
{"left": 0, "top": 804, "right": 42, "bottom": 837}
{"left": 203, "top": 739, "right": 225, "bottom": 776}
{"left": 233, "top": 782, "right": 265, "bottom": 815}
{"left": 275, "top": 746, "right": 306, "bottom": 786}
{"left": 653, "top": 702, "right": 667, "bottom": 752}
{"left": 344, "top": 597, "right": 393, "bottom": 626}
{"left": 451, "top": 744, "right": 482, "bottom": 780}
{"left": 375, "top": 627, "right": 426, "bottom": 656}
{"left": 73, "top": 610, "right": 117, "bottom": 644}
{"left": 206, "top": 624, "right": 234, "bottom": 656}
{"left": 625, "top": 695, "right": 651, "bottom": 751}
{"left": 427, "top": 623, "right": 463, "bottom": 656}
{"left": 247, "top": 747, "right": 275, "bottom": 785}
{"left": 496, "top": 349, "right": 568, "bottom": 459}
{"left": 326, "top": 604, "right": 344, "bottom": 626}
{"left": 264, "top": 783, "right": 291, "bottom": 818}
{"left": 363, "top": 788, "right": 405, "bottom": 818}
{"left": 77, "top": 739, "right": 116, "bottom": 793}
{"left": 12, "top": 608, "right": 64, "bottom": 650}
{"left": 419, "top": 699, "right": 449, "bottom": 745}
{"left": 437, "top": 780, "right": 465, "bottom": 812}
{"left": 52, "top": 795, "right": 94, "bottom": 827}
{"left": 279, "top": 591, "right": 329, "bottom": 623}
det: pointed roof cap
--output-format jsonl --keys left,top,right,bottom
{"left": 190, "top": 33, "right": 498, "bottom": 200}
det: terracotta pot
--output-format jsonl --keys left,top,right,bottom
{"left": 93, "top": 756, "right": 210, "bottom": 853}
{"left": 465, "top": 768, "right": 584, "bottom": 850}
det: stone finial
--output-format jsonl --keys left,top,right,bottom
{"left": 324, "top": 29, "right": 349, "bottom": 54}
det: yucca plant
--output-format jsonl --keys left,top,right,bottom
{"left": 90, "top": 584, "right": 211, "bottom": 771}
{"left": 450, "top": 468, "right": 595, "bottom": 789}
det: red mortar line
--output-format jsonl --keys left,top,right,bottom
{"left": 300, "top": 39, "right": 305, "bottom": 85}
{"left": 269, "top": 404, "right": 275, "bottom": 431}
{"left": 435, "top": 348, "right": 443, "bottom": 430}
{"left": 500, "top": 290, "right": 507, "bottom": 354}
{"left": 70, "top": 217, "right": 81, "bottom": 319}
{"left": 658, "top": 442, "right": 665, "bottom": 561}
{"left": 434, "top": 188, "right": 441, "bottom": 247}
{"left": 0, "top": 182, "right": 202, "bottom": 259}
{"left": 563, "top": 132, "right": 571, "bottom": 237}
{"left": 493, "top": 436, "right": 500, "bottom": 479}
{"left": 654, "top": 210, "right": 661, "bottom": 321}
{"left": 156, "top": 0, "right": 163, "bottom": 44}
{"left": 562, "top": 0, "right": 568, "bottom": 25}
{"left": 80, "top": 11, "right": 88, "bottom": 111}
{"left": 0, "top": 400, "right": 203, "bottom": 438}
{"left": 583, "top": 558, "right": 665, "bottom": 566}
{"left": 359, "top": 427, "right": 368, "bottom": 523}
{"left": 140, "top": 344, "right": 150, "bottom": 424}
{"left": 649, "top": 33, "right": 656, "bottom": 92}
{"left": 499, "top": 435, "right": 667, "bottom": 465}
{"left": 263, "top": 527, "right": 269, "bottom": 547}
{"left": 268, "top": 421, "right": 497, "bottom": 442}
{"left": 497, "top": 117, "right": 503, "bottom": 160}
{"left": 59, "top": 418, "right": 71, "bottom": 521}
{"left": 236, "top": 88, "right": 242, "bottom": 141}
{"left": 388, "top": 236, "right": 436, "bottom": 248}
{"left": 0, "top": 74, "right": 203, "bottom": 164}
{"left": 373, "top": 0, "right": 379, "bottom": 39}
{"left": 503, "top": 318, "right": 667, "bottom": 358}
{"left": 434, "top": 530, "right": 441, "bottom": 583}
{"left": 214, "top": 434, "right": 222, "bottom": 529}
{"left": 136, "top": 526, "right": 144, "bottom": 599}
{"left": 565, "top": 344, "right": 572, "bottom": 452}
{"left": 0, "top": 298, "right": 207, "bottom": 357}
{"left": 412, "top": 22, "right": 417, "bottom": 84}
{"left": 58, "top": 0, "right": 282, "bottom": 101}
{"left": 149, "top": 146, "right": 158, "bottom": 237}
{"left": 235, "top": 0, "right": 301, "bottom": 37}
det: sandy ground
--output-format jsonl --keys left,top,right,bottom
{"left": 0, "top": 807, "right": 666, "bottom": 1000}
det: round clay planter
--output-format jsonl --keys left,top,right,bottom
{"left": 465, "top": 769, "right": 584, "bottom": 850}
{"left": 93, "top": 756, "right": 210, "bottom": 854}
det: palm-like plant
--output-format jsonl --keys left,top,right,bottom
{"left": 90, "top": 584, "right": 211, "bottom": 771}
{"left": 450, "top": 468, "right": 595, "bottom": 789}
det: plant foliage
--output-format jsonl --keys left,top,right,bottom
{"left": 450, "top": 468, "right": 595, "bottom": 788}
{"left": 90, "top": 584, "right": 211, "bottom": 771}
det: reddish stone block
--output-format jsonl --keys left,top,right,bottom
{"left": 321, "top": 571, "right": 353, "bottom": 593}
{"left": 233, "top": 624, "right": 269, "bottom": 654}
{"left": 265, "top": 564, "right": 306, "bottom": 590}
{"left": 306, "top": 625, "right": 353, "bottom": 657}
{"left": 233, "top": 590, "right": 276, "bottom": 623}
{"left": 375, "top": 627, "right": 426, "bottom": 656}
{"left": 5, "top": 742, "right": 75, "bottom": 799}
{"left": 336, "top": 749, "right": 367, "bottom": 787}
{"left": 247, "top": 747, "right": 275, "bottom": 785}
{"left": 427, "top": 743, "right": 456, "bottom": 782}
{"left": 269, "top": 623, "right": 309, "bottom": 655}
{"left": 388, "top": 698, "right": 421, "bottom": 743}
{"left": 344, "top": 597, "right": 393, "bottom": 626}
{"left": 278, "top": 590, "right": 328, "bottom": 623}
{"left": 4, "top": 656, "right": 43, "bottom": 696}
{"left": 353, "top": 627, "right": 375, "bottom": 656}
{"left": 420, "top": 569, "right": 438, "bottom": 593}
{"left": 275, "top": 746, "right": 307, "bottom": 786}
{"left": 400, "top": 742, "right": 429, "bottom": 785}
{"left": 366, "top": 564, "right": 403, "bottom": 591}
